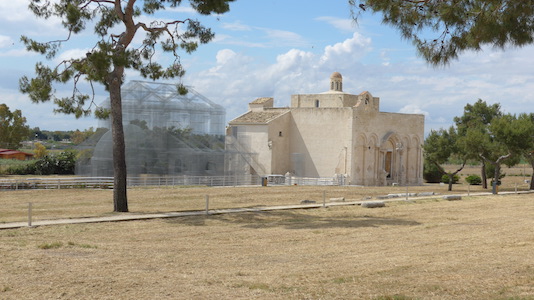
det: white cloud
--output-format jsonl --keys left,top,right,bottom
{"left": 215, "top": 37, "right": 270, "bottom": 48}
{"left": 55, "top": 48, "right": 90, "bottom": 63}
{"left": 263, "top": 28, "right": 309, "bottom": 47}
{"left": 0, "top": 2, "right": 63, "bottom": 36}
{"left": 216, "top": 49, "right": 238, "bottom": 65}
{"left": 165, "top": 6, "right": 196, "bottom": 14}
{"left": 320, "top": 32, "right": 372, "bottom": 67}
{"left": 315, "top": 16, "right": 355, "bottom": 32}
{"left": 0, "top": 87, "right": 97, "bottom": 131}
{"left": 221, "top": 21, "right": 252, "bottom": 31}
{"left": 0, "top": 49, "right": 35, "bottom": 58}
{"left": 188, "top": 33, "right": 373, "bottom": 119}
{"left": 0, "top": 35, "right": 13, "bottom": 48}
{"left": 399, "top": 104, "right": 429, "bottom": 118}
{"left": 216, "top": 24, "right": 308, "bottom": 48}
{"left": 0, "top": 2, "right": 34, "bottom": 23}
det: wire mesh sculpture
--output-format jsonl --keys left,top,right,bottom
{"left": 76, "top": 81, "right": 226, "bottom": 177}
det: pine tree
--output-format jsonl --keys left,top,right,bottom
{"left": 19, "top": 0, "right": 234, "bottom": 212}
{"left": 350, "top": 0, "right": 534, "bottom": 65}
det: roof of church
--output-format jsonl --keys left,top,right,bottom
{"left": 229, "top": 109, "right": 289, "bottom": 124}
{"left": 250, "top": 97, "right": 273, "bottom": 104}
{"left": 320, "top": 90, "right": 347, "bottom": 95}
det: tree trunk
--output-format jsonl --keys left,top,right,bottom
{"left": 479, "top": 153, "right": 510, "bottom": 195}
{"left": 431, "top": 160, "right": 465, "bottom": 192}
{"left": 109, "top": 73, "right": 128, "bottom": 212}
{"left": 480, "top": 161, "right": 487, "bottom": 189}
{"left": 492, "top": 164, "right": 501, "bottom": 195}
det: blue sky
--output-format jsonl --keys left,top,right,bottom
{"left": 1, "top": 0, "right": 533, "bottom": 135}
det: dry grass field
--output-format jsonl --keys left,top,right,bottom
{"left": 0, "top": 165, "right": 533, "bottom": 299}
{"left": 0, "top": 164, "right": 532, "bottom": 224}
{"left": 1, "top": 193, "right": 534, "bottom": 299}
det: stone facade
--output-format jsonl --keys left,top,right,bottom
{"left": 226, "top": 72, "right": 424, "bottom": 186}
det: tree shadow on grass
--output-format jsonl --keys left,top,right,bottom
{"left": 166, "top": 209, "right": 420, "bottom": 230}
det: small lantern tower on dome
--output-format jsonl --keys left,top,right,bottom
{"left": 330, "top": 72, "right": 343, "bottom": 92}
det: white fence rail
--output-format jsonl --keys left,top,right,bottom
{"left": 0, "top": 174, "right": 345, "bottom": 190}
{"left": 0, "top": 177, "right": 114, "bottom": 190}
{"left": 126, "top": 175, "right": 262, "bottom": 187}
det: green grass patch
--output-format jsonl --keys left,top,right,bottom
{"left": 38, "top": 241, "right": 63, "bottom": 249}
{"left": 67, "top": 241, "right": 98, "bottom": 249}
{"left": 332, "top": 276, "right": 356, "bottom": 284}
{"left": 38, "top": 241, "right": 98, "bottom": 249}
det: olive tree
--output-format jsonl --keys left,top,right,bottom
{"left": 423, "top": 126, "right": 466, "bottom": 191}
{"left": 518, "top": 113, "right": 534, "bottom": 190}
{"left": 459, "top": 112, "right": 527, "bottom": 194}
{"left": 20, "top": 0, "right": 234, "bottom": 212}
{"left": 455, "top": 99, "right": 502, "bottom": 189}
{"left": 486, "top": 113, "right": 534, "bottom": 193}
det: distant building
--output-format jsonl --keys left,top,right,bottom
{"left": 226, "top": 72, "right": 425, "bottom": 186}
{"left": 0, "top": 149, "right": 34, "bottom": 161}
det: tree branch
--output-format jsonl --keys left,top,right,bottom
{"left": 113, "top": 0, "right": 125, "bottom": 22}
{"left": 136, "top": 19, "right": 190, "bottom": 33}
{"left": 479, "top": 153, "right": 511, "bottom": 165}
{"left": 82, "top": 0, "right": 115, "bottom": 10}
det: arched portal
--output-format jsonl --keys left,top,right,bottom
{"left": 379, "top": 131, "right": 404, "bottom": 185}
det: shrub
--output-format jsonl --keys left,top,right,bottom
{"left": 441, "top": 174, "right": 459, "bottom": 184}
{"left": 465, "top": 175, "right": 482, "bottom": 185}
{"left": 4, "top": 150, "right": 77, "bottom": 175}
{"left": 423, "top": 160, "right": 442, "bottom": 183}
{"left": 34, "top": 142, "right": 48, "bottom": 158}
{"left": 54, "top": 150, "right": 77, "bottom": 175}
{"left": 485, "top": 163, "right": 506, "bottom": 181}
{"left": 1, "top": 159, "right": 33, "bottom": 175}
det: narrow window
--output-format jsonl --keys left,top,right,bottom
{"left": 231, "top": 126, "right": 238, "bottom": 137}
{"left": 315, "top": 100, "right": 320, "bottom": 108}
{"left": 279, "top": 131, "right": 283, "bottom": 137}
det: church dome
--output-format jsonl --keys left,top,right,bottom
{"left": 330, "top": 72, "right": 342, "bottom": 79}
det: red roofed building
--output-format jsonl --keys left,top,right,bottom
{"left": 0, "top": 149, "right": 34, "bottom": 160}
